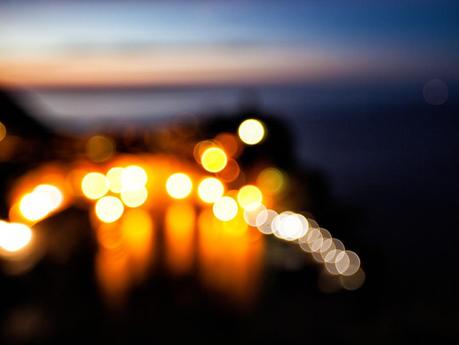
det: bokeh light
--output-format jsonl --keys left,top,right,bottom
{"left": 256, "top": 209, "right": 278, "bottom": 234}
{"left": 120, "top": 165, "right": 148, "bottom": 192}
{"left": 193, "top": 140, "right": 214, "bottom": 163}
{"left": 166, "top": 173, "right": 193, "bottom": 199}
{"left": 323, "top": 240, "right": 346, "bottom": 275}
{"left": 272, "top": 212, "right": 308, "bottom": 241}
{"left": 313, "top": 229, "right": 334, "bottom": 262}
{"left": 337, "top": 250, "right": 361, "bottom": 276}
{"left": 237, "top": 185, "right": 263, "bottom": 211}
{"left": 120, "top": 187, "right": 148, "bottom": 208}
{"left": 0, "top": 222, "right": 33, "bottom": 253}
{"left": 257, "top": 167, "right": 285, "bottom": 195}
{"left": 34, "top": 184, "right": 63, "bottom": 209}
{"left": 81, "top": 172, "right": 109, "bottom": 200}
{"left": 238, "top": 119, "right": 265, "bottom": 145}
{"left": 197, "top": 177, "right": 224, "bottom": 203}
{"left": 106, "top": 167, "right": 124, "bottom": 193}
{"left": 201, "top": 147, "right": 227, "bottom": 173}
{"left": 333, "top": 249, "right": 351, "bottom": 274}
{"left": 243, "top": 204, "right": 267, "bottom": 227}
{"left": 19, "top": 193, "right": 47, "bottom": 221}
{"left": 95, "top": 196, "right": 124, "bottom": 223}
{"left": 215, "top": 133, "right": 240, "bottom": 157}
{"left": 216, "top": 158, "right": 240, "bottom": 183}
{"left": 19, "top": 184, "right": 64, "bottom": 222}
{"left": 0, "top": 121, "right": 6, "bottom": 142}
{"left": 213, "top": 196, "right": 238, "bottom": 221}
{"left": 86, "top": 135, "right": 115, "bottom": 162}
{"left": 299, "top": 227, "right": 322, "bottom": 253}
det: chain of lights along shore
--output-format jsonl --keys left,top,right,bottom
{"left": 0, "top": 118, "right": 364, "bottom": 300}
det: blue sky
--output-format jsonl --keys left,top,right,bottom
{"left": 0, "top": 0, "right": 457, "bottom": 86}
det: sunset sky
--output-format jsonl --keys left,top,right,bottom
{"left": 0, "top": 0, "right": 458, "bottom": 87}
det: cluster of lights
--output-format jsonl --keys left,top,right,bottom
{"left": 242, "top": 205, "right": 362, "bottom": 282}
{"left": 0, "top": 180, "right": 63, "bottom": 257}
{"left": 190, "top": 118, "right": 362, "bottom": 285}
{"left": 81, "top": 165, "right": 149, "bottom": 223}
{"left": 19, "top": 184, "right": 64, "bottom": 222}
{"left": 2, "top": 116, "right": 363, "bottom": 292}
{"left": 194, "top": 175, "right": 362, "bottom": 283}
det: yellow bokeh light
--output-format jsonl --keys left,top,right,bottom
{"left": 238, "top": 119, "right": 265, "bottom": 145}
{"left": 237, "top": 185, "right": 263, "bottom": 211}
{"left": 106, "top": 167, "right": 124, "bottom": 193}
{"left": 193, "top": 140, "right": 215, "bottom": 164}
{"left": 213, "top": 196, "right": 238, "bottom": 222}
{"left": 257, "top": 167, "right": 285, "bottom": 195}
{"left": 0, "top": 222, "right": 33, "bottom": 253}
{"left": 81, "top": 172, "right": 109, "bottom": 200}
{"left": 86, "top": 135, "right": 115, "bottom": 163}
{"left": 120, "top": 165, "right": 147, "bottom": 192}
{"left": 19, "top": 184, "right": 64, "bottom": 222}
{"left": 0, "top": 121, "right": 6, "bottom": 142}
{"left": 19, "top": 194, "right": 47, "bottom": 222}
{"left": 166, "top": 173, "right": 193, "bottom": 199}
{"left": 197, "top": 177, "right": 224, "bottom": 203}
{"left": 201, "top": 147, "right": 227, "bottom": 173}
{"left": 95, "top": 196, "right": 124, "bottom": 223}
{"left": 34, "top": 184, "right": 63, "bottom": 208}
{"left": 120, "top": 187, "right": 148, "bottom": 208}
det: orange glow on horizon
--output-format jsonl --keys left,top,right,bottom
{"left": 0, "top": 47, "right": 341, "bottom": 88}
